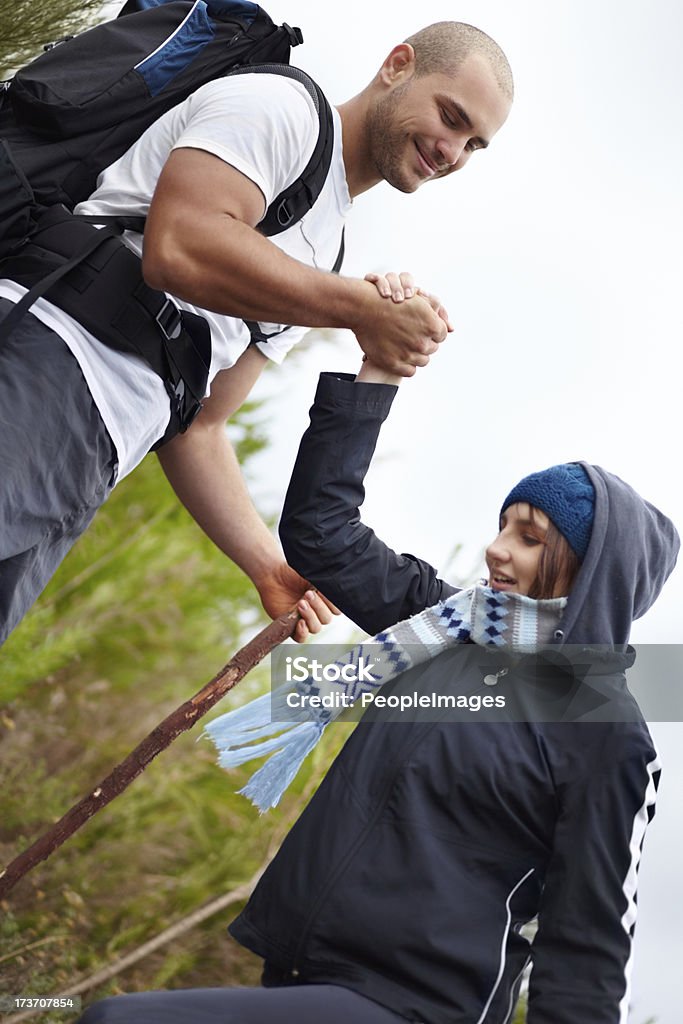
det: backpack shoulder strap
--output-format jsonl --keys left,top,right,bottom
{"left": 227, "top": 64, "right": 335, "bottom": 238}
{"left": 88, "top": 65, "right": 334, "bottom": 241}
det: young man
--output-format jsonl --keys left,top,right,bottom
{"left": 0, "top": 22, "right": 513, "bottom": 647}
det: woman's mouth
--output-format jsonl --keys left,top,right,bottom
{"left": 489, "top": 572, "right": 517, "bottom": 590}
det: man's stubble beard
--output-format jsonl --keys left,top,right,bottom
{"left": 364, "top": 82, "right": 416, "bottom": 194}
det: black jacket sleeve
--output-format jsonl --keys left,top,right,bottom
{"left": 279, "top": 372, "right": 455, "bottom": 636}
{"left": 527, "top": 749, "right": 661, "bottom": 1023}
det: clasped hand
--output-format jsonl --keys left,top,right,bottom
{"left": 357, "top": 270, "right": 453, "bottom": 375}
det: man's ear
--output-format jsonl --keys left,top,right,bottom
{"left": 378, "top": 43, "right": 416, "bottom": 86}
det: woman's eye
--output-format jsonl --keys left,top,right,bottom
{"left": 522, "top": 535, "right": 541, "bottom": 547}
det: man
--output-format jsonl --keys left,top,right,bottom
{"left": 0, "top": 21, "right": 513, "bottom": 647}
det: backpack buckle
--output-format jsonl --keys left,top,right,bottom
{"left": 283, "top": 23, "right": 303, "bottom": 47}
{"left": 181, "top": 397, "right": 203, "bottom": 430}
{"left": 42, "top": 35, "right": 74, "bottom": 52}
{"left": 275, "top": 197, "right": 294, "bottom": 228}
{"left": 165, "top": 377, "right": 203, "bottom": 432}
{"left": 155, "top": 298, "right": 182, "bottom": 340}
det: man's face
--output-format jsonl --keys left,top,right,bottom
{"left": 367, "top": 53, "right": 511, "bottom": 193}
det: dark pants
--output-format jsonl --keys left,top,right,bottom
{"left": 78, "top": 985, "right": 406, "bottom": 1024}
{"left": 0, "top": 298, "right": 118, "bottom": 645}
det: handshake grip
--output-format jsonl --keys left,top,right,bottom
{"left": 354, "top": 279, "right": 451, "bottom": 376}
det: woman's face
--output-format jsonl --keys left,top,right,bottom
{"left": 485, "top": 502, "right": 561, "bottom": 597}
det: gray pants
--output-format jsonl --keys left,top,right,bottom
{"left": 0, "top": 298, "right": 118, "bottom": 646}
{"left": 78, "top": 985, "right": 405, "bottom": 1024}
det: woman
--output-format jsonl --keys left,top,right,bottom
{"left": 80, "top": 285, "right": 679, "bottom": 1023}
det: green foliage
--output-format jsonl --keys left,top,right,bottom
{"left": 0, "top": 398, "right": 342, "bottom": 1012}
{"left": 513, "top": 997, "right": 527, "bottom": 1022}
{"left": 0, "top": 0, "right": 105, "bottom": 79}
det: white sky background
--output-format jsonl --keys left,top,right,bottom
{"left": 243, "top": 2, "right": 683, "bottom": 1021}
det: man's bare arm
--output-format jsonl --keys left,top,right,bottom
{"left": 142, "top": 148, "right": 447, "bottom": 376}
{"left": 156, "top": 347, "right": 336, "bottom": 640}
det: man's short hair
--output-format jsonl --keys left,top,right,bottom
{"left": 404, "top": 22, "right": 513, "bottom": 100}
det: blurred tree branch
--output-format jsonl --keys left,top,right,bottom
{"left": 0, "top": 0, "right": 109, "bottom": 78}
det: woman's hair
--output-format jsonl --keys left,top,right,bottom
{"left": 527, "top": 507, "right": 581, "bottom": 600}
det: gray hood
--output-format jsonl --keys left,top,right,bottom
{"left": 556, "top": 463, "right": 679, "bottom": 646}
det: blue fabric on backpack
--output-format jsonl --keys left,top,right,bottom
{"left": 135, "top": 1, "right": 216, "bottom": 96}
{"left": 129, "top": 0, "right": 169, "bottom": 9}
{"left": 134, "top": 0, "right": 260, "bottom": 97}
{"left": 133, "top": 0, "right": 258, "bottom": 14}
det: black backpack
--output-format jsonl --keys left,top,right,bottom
{"left": 0, "top": 0, "right": 339, "bottom": 442}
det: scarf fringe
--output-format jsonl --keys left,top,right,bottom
{"left": 202, "top": 684, "right": 325, "bottom": 812}
{"left": 237, "top": 722, "right": 324, "bottom": 812}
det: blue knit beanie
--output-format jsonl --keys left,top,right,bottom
{"left": 501, "top": 463, "right": 596, "bottom": 561}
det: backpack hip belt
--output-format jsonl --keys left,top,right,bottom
{"left": 2, "top": 207, "right": 210, "bottom": 446}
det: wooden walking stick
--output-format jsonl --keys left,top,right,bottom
{"left": 0, "top": 609, "right": 299, "bottom": 900}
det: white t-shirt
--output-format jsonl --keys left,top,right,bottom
{"left": 0, "top": 73, "right": 350, "bottom": 479}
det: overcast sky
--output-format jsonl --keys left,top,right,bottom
{"left": 242, "top": 2, "right": 683, "bottom": 1021}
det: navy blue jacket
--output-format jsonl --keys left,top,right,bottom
{"left": 230, "top": 373, "right": 679, "bottom": 1024}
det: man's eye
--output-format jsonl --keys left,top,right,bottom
{"left": 441, "top": 108, "right": 458, "bottom": 128}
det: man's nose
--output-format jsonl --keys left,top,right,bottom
{"left": 436, "top": 134, "right": 467, "bottom": 169}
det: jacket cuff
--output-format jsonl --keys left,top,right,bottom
{"left": 315, "top": 371, "right": 399, "bottom": 416}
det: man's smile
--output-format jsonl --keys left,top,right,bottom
{"left": 415, "top": 141, "right": 439, "bottom": 176}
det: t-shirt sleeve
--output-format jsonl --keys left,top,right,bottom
{"left": 253, "top": 325, "right": 307, "bottom": 364}
{"left": 171, "top": 75, "right": 319, "bottom": 212}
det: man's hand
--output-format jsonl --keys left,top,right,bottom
{"left": 256, "top": 561, "right": 340, "bottom": 643}
{"left": 352, "top": 276, "right": 453, "bottom": 376}
{"left": 158, "top": 349, "right": 339, "bottom": 644}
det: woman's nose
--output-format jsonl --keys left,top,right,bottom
{"left": 486, "top": 535, "right": 510, "bottom": 565}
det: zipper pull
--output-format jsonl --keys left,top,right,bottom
{"left": 483, "top": 668, "right": 508, "bottom": 687}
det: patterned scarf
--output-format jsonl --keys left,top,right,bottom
{"left": 204, "top": 585, "right": 567, "bottom": 812}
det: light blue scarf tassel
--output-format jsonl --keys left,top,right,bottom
{"left": 203, "top": 682, "right": 326, "bottom": 811}
{"left": 237, "top": 721, "right": 324, "bottom": 811}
